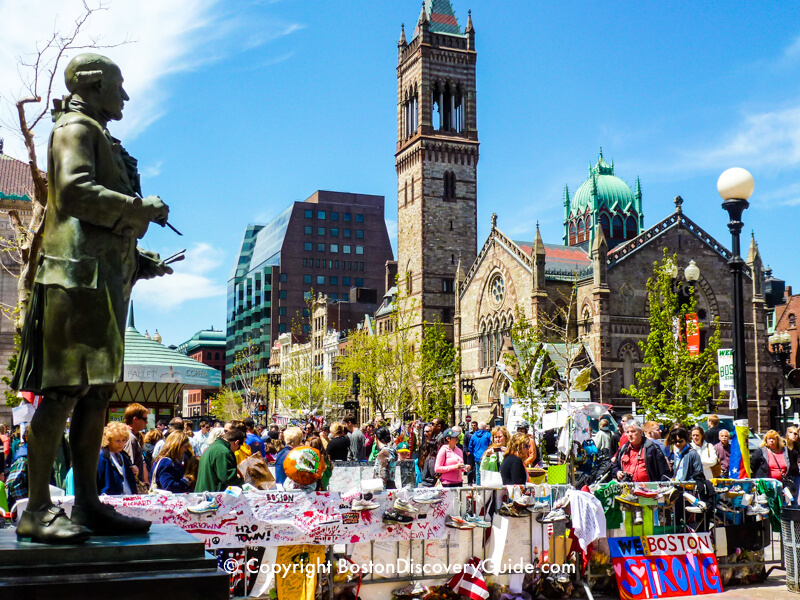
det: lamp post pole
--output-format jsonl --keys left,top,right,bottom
{"left": 718, "top": 168, "right": 754, "bottom": 423}
{"left": 769, "top": 331, "right": 792, "bottom": 432}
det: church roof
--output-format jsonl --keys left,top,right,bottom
{"left": 515, "top": 242, "right": 591, "bottom": 273}
{"left": 0, "top": 152, "right": 35, "bottom": 202}
{"left": 569, "top": 150, "right": 637, "bottom": 218}
{"left": 414, "top": 0, "right": 465, "bottom": 38}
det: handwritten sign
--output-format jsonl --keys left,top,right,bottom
{"left": 609, "top": 533, "right": 722, "bottom": 600}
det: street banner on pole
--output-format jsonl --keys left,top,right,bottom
{"left": 686, "top": 313, "right": 700, "bottom": 356}
{"left": 717, "top": 349, "right": 734, "bottom": 391}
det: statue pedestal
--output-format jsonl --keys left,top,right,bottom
{"left": 0, "top": 524, "right": 230, "bottom": 599}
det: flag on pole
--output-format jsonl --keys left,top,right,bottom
{"left": 448, "top": 557, "right": 489, "bottom": 600}
{"left": 728, "top": 419, "right": 751, "bottom": 479}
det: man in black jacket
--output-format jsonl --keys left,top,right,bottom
{"left": 611, "top": 420, "right": 671, "bottom": 483}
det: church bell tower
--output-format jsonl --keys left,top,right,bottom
{"left": 396, "top": 0, "right": 479, "bottom": 330}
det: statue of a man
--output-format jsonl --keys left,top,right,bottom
{"left": 12, "top": 53, "right": 173, "bottom": 544}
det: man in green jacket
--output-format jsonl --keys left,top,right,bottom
{"left": 196, "top": 429, "right": 246, "bottom": 493}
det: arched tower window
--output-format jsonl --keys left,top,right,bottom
{"left": 600, "top": 214, "right": 611, "bottom": 239}
{"left": 404, "top": 180, "right": 408, "bottom": 206}
{"left": 443, "top": 171, "right": 456, "bottom": 201}
{"left": 790, "top": 314, "right": 797, "bottom": 328}
{"left": 577, "top": 218, "right": 585, "bottom": 243}
{"left": 612, "top": 215, "right": 623, "bottom": 239}
{"left": 410, "top": 176, "right": 415, "bottom": 203}
{"left": 569, "top": 222, "right": 577, "bottom": 245}
{"left": 625, "top": 216, "right": 637, "bottom": 240}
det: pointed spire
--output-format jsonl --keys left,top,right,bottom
{"left": 534, "top": 222, "right": 546, "bottom": 256}
{"left": 455, "top": 256, "right": 465, "bottom": 283}
{"left": 491, "top": 213, "right": 497, "bottom": 229}
{"left": 635, "top": 176, "right": 642, "bottom": 201}
{"left": 465, "top": 9, "right": 474, "bottom": 32}
{"left": 592, "top": 221, "right": 607, "bottom": 255}
{"left": 399, "top": 23, "right": 406, "bottom": 45}
{"left": 747, "top": 231, "right": 760, "bottom": 265}
{"left": 599, "top": 147, "right": 603, "bottom": 160}
{"left": 419, "top": 0, "right": 428, "bottom": 23}
{"left": 128, "top": 303, "right": 135, "bottom": 329}
{"left": 563, "top": 184, "right": 570, "bottom": 206}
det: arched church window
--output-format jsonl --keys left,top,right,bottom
{"left": 577, "top": 219, "right": 585, "bottom": 243}
{"left": 443, "top": 171, "right": 456, "bottom": 201}
{"left": 612, "top": 215, "right": 623, "bottom": 239}
{"left": 625, "top": 216, "right": 637, "bottom": 240}
{"left": 790, "top": 314, "right": 797, "bottom": 328}
{"left": 600, "top": 214, "right": 610, "bottom": 240}
{"left": 621, "top": 345, "right": 637, "bottom": 390}
{"left": 585, "top": 214, "right": 592, "bottom": 234}
{"left": 569, "top": 222, "right": 577, "bottom": 245}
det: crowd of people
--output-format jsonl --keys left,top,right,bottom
{"left": 3, "top": 406, "right": 797, "bottom": 509}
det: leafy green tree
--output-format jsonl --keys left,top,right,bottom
{"left": 622, "top": 250, "right": 721, "bottom": 425}
{"left": 417, "top": 321, "right": 459, "bottom": 422}
{"left": 208, "top": 387, "right": 247, "bottom": 422}
{"left": 503, "top": 306, "right": 557, "bottom": 426}
{"left": 336, "top": 288, "right": 421, "bottom": 419}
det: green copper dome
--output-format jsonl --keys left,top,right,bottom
{"left": 570, "top": 151, "right": 636, "bottom": 217}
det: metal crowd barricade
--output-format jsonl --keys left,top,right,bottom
{"left": 331, "top": 484, "right": 581, "bottom": 598}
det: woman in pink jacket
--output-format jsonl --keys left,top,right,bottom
{"left": 435, "top": 429, "right": 469, "bottom": 487}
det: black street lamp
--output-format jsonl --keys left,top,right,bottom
{"left": 769, "top": 330, "right": 792, "bottom": 432}
{"left": 717, "top": 168, "right": 755, "bottom": 423}
{"left": 460, "top": 377, "right": 475, "bottom": 423}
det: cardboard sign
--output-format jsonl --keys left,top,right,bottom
{"left": 609, "top": 533, "right": 722, "bottom": 600}
{"left": 686, "top": 313, "right": 700, "bottom": 356}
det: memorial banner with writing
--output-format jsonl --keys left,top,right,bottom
{"left": 609, "top": 533, "right": 722, "bottom": 600}
{"left": 97, "top": 488, "right": 452, "bottom": 549}
{"left": 685, "top": 313, "right": 700, "bottom": 356}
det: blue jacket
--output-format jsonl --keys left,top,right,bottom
{"left": 468, "top": 429, "right": 492, "bottom": 463}
{"left": 97, "top": 448, "right": 138, "bottom": 495}
{"left": 275, "top": 445, "right": 293, "bottom": 485}
{"left": 152, "top": 456, "right": 191, "bottom": 493}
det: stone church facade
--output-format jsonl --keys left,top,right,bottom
{"left": 390, "top": 1, "right": 779, "bottom": 430}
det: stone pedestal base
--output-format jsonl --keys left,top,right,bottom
{"left": 0, "top": 524, "right": 229, "bottom": 599}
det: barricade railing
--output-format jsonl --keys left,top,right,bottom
{"left": 332, "top": 484, "right": 583, "bottom": 599}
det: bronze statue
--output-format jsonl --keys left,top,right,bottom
{"left": 12, "top": 54, "right": 173, "bottom": 544}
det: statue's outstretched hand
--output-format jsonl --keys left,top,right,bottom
{"left": 136, "top": 249, "right": 174, "bottom": 281}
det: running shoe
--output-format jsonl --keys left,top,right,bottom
{"left": 464, "top": 513, "right": 491, "bottom": 528}
{"left": 530, "top": 501, "right": 551, "bottom": 513}
{"left": 746, "top": 504, "right": 769, "bottom": 516}
{"left": 446, "top": 515, "right": 476, "bottom": 529}
{"left": 633, "top": 488, "right": 659, "bottom": 498}
{"left": 392, "top": 582, "right": 428, "bottom": 597}
{"left": 741, "top": 493, "right": 754, "bottom": 506}
{"left": 412, "top": 490, "right": 443, "bottom": 504}
{"left": 187, "top": 492, "right": 220, "bottom": 514}
{"left": 513, "top": 494, "right": 536, "bottom": 508}
{"left": 352, "top": 499, "right": 380, "bottom": 511}
{"left": 383, "top": 510, "right": 414, "bottom": 525}
{"left": 615, "top": 490, "right": 641, "bottom": 507}
{"left": 755, "top": 493, "right": 769, "bottom": 506}
{"left": 498, "top": 503, "right": 528, "bottom": 518}
{"left": 538, "top": 508, "right": 567, "bottom": 523}
{"left": 394, "top": 499, "right": 419, "bottom": 514}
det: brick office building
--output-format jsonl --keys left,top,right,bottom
{"left": 227, "top": 191, "right": 393, "bottom": 381}
{"left": 0, "top": 147, "right": 34, "bottom": 422}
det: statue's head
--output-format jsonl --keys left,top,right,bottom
{"left": 64, "top": 53, "right": 128, "bottom": 122}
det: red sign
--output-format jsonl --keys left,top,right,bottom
{"left": 686, "top": 313, "right": 700, "bottom": 356}
{"left": 609, "top": 533, "right": 721, "bottom": 600}
{"left": 465, "top": 415, "right": 472, "bottom": 422}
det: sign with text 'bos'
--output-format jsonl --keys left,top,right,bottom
{"left": 609, "top": 532, "right": 722, "bottom": 600}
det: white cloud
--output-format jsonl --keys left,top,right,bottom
{"left": 132, "top": 242, "right": 226, "bottom": 311}
{"left": 140, "top": 161, "right": 163, "bottom": 179}
{"left": 688, "top": 106, "right": 800, "bottom": 171}
{"left": 0, "top": 0, "right": 302, "bottom": 160}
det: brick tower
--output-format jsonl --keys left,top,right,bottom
{"left": 395, "top": 0, "right": 479, "bottom": 331}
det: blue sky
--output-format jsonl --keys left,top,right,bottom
{"left": 1, "top": 0, "right": 799, "bottom": 346}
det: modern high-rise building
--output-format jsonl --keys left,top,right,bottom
{"left": 227, "top": 191, "right": 393, "bottom": 381}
